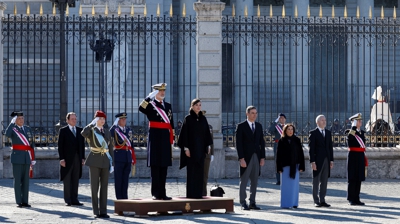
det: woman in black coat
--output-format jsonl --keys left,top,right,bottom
{"left": 178, "top": 99, "right": 213, "bottom": 199}
{"left": 276, "top": 124, "right": 305, "bottom": 208}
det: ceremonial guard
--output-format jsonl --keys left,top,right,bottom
{"left": 81, "top": 111, "right": 114, "bottom": 218}
{"left": 110, "top": 112, "right": 136, "bottom": 199}
{"left": 139, "top": 83, "right": 174, "bottom": 200}
{"left": 5, "top": 111, "right": 35, "bottom": 208}
{"left": 346, "top": 113, "right": 367, "bottom": 206}
{"left": 269, "top": 113, "right": 286, "bottom": 185}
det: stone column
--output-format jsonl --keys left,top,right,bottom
{"left": 233, "top": 0, "right": 253, "bottom": 114}
{"left": 291, "top": 0, "right": 309, "bottom": 120}
{"left": 194, "top": 0, "right": 225, "bottom": 178}
{"left": 0, "top": 2, "right": 7, "bottom": 178}
{"left": 348, "top": 0, "right": 375, "bottom": 117}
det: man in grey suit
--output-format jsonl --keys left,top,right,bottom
{"left": 309, "top": 115, "right": 334, "bottom": 207}
{"left": 81, "top": 110, "right": 114, "bottom": 219}
{"left": 235, "top": 106, "right": 265, "bottom": 210}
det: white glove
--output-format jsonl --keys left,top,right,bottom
{"left": 90, "top": 117, "right": 99, "bottom": 125}
{"left": 11, "top": 116, "right": 17, "bottom": 124}
{"left": 113, "top": 117, "right": 120, "bottom": 126}
{"left": 110, "top": 165, "right": 114, "bottom": 174}
{"left": 274, "top": 117, "right": 280, "bottom": 123}
{"left": 147, "top": 90, "right": 159, "bottom": 99}
{"left": 31, "top": 161, "right": 36, "bottom": 166}
{"left": 211, "top": 155, "right": 214, "bottom": 162}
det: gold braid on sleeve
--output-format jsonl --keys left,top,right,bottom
{"left": 140, "top": 100, "right": 149, "bottom": 109}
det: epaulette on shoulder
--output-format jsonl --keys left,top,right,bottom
{"left": 346, "top": 129, "right": 356, "bottom": 136}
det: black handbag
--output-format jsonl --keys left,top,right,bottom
{"left": 210, "top": 185, "right": 225, "bottom": 197}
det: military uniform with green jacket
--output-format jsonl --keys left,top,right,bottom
{"left": 5, "top": 111, "right": 35, "bottom": 207}
{"left": 81, "top": 112, "right": 114, "bottom": 217}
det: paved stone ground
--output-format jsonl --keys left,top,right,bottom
{"left": 0, "top": 178, "right": 399, "bottom": 223}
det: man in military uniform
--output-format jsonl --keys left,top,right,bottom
{"left": 81, "top": 110, "right": 114, "bottom": 218}
{"left": 346, "top": 113, "right": 367, "bottom": 206}
{"left": 139, "top": 83, "right": 174, "bottom": 200}
{"left": 5, "top": 111, "right": 35, "bottom": 208}
{"left": 268, "top": 113, "right": 286, "bottom": 185}
{"left": 110, "top": 112, "right": 136, "bottom": 199}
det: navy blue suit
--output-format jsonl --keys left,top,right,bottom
{"left": 110, "top": 125, "right": 134, "bottom": 199}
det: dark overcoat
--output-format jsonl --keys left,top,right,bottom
{"left": 139, "top": 98, "right": 174, "bottom": 167}
{"left": 276, "top": 136, "right": 305, "bottom": 173}
{"left": 58, "top": 126, "right": 85, "bottom": 181}
{"left": 346, "top": 127, "right": 366, "bottom": 182}
{"left": 178, "top": 110, "right": 213, "bottom": 169}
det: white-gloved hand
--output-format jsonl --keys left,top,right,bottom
{"left": 113, "top": 117, "right": 120, "bottom": 126}
{"left": 211, "top": 155, "right": 214, "bottom": 162}
{"left": 11, "top": 116, "right": 17, "bottom": 124}
{"left": 110, "top": 165, "right": 114, "bottom": 174}
{"left": 90, "top": 117, "right": 99, "bottom": 125}
{"left": 147, "top": 90, "right": 159, "bottom": 99}
{"left": 31, "top": 161, "right": 36, "bottom": 166}
{"left": 274, "top": 117, "right": 280, "bottom": 123}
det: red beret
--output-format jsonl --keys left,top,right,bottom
{"left": 94, "top": 110, "right": 107, "bottom": 119}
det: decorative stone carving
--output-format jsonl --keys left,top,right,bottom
{"left": 106, "top": 41, "right": 128, "bottom": 98}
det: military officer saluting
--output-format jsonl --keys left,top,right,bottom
{"left": 269, "top": 113, "right": 286, "bottom": 185}
{"left": 110, "top": 112, "right": 136, "bottom": 200}
{"left": 81, "top": 110, "right": 114, "bottom": 218}
{"left": 139, "top": 83, "right": 174, "bottom": 200}
{"left": 5, "top": 111, "right": 36, "bottom": 208}
{"left": 346, "top": 113, "right": 367, "bottom": 206}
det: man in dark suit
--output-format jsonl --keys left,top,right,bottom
{"left": 235, "top": 106, "right": 265, "bottom": 210}
{"left": 58, "top": 112, "right": 85, "bottom": 206}
{"left": 309, "top": 115, "right": 334, "bottom": 207}
{"left": 5, "top": 111, "right": 35, "bottom": 208}
{"left": 139, "top": 83, "right": 174, "bottom": 200}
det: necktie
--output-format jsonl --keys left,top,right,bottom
{"left": 72, "top": 127, "right": 76, "bottom": 137}
{"left": 252, "top": 123, "right": 255, "bottom": 133}
{"left": 322, "top": 129, "right": 325, "bottom": 137}
{"left": 20, "top": 126, "right": 26, "bottom": 135}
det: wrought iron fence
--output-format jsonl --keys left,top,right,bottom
{"left": 221, "top": 15, "right": 400, "bottom": 147}
{"left": 2, "top": 14, "right": 197, "bottom": 147}
{"left": 2, "top": 13, "right": 400, "bottom": 148}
